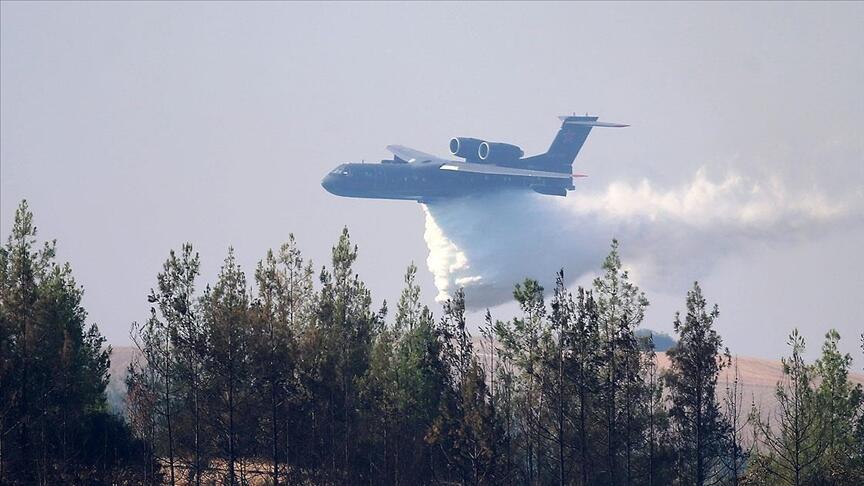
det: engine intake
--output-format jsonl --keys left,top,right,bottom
{"left": 449, "top": 137, "right": 484, "bottom": 159}
{"left": 478, "top": 141, "right": 524, "bottom": 162}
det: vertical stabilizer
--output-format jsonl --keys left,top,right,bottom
{"left": 517, "top": 115, "right": 628, "bottom": 173}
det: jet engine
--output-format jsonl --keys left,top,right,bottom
{"left": 478, "top": 141, "right": 524, "bottom": 162}
{"left": 449, "top": 137, "right": 484, "bottom": 159}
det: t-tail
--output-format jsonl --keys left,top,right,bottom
{"left": 517, "top": 115, "right": 628, "bottom": 174}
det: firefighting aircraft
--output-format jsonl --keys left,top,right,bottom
{"left": 322, "top": 115, "right": 626, "bottom": 202}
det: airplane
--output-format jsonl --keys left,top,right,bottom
{"left": 321, "top": 115, "right": 627, "bottom": 202}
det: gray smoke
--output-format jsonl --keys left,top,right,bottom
{"left": 422, "top": 168, "right": 862, "bottom": 308}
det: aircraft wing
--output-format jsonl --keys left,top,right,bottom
{"left": 438, "top": 161, "right": 577, "bottom": 180}
{"left": 386, "top": 145, "right": 452, "bottom": 163}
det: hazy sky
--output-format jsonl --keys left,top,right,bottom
{"left": 2, "top": 2, "right": 862, "bottom": 362}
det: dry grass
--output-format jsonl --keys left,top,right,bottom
{"left": 655, "top": 352, "right": 864, "bottom": 413}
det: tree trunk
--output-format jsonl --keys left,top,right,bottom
{"left": 271, "top": 323, "right": 279, "bottom": 486}
{"left": 695, "top": 377, "right": 703, "bottom": 486}
{"left": 558, "top": 338, "right": 565, "bottom": 486}
{"left": 193, "top": 381, "right": 201, "bottom": 486}
{"left": 228, "top": 334, "right": 236, "bottom": 486}
{"left": 580, "top": 383, "right": 588, "bottom": 486}
{"left": 165, "top": 340, "right": 175, "bottom": 486}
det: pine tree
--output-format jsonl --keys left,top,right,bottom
{"left": 568, "top": 287, "right": 603, "bottom": 485}
{"left": 641, "top": 333, "right": 673, "bottom": 486}
{"left": 253, "top": 238, "right": 313, "bottom": 485}
{"left": 592, "top": 240, "right": 649, "bottom": 485}
{"left": 391, "top": 263, "right": 445, "bottom": 482}
{"left": 263, "top": 236, "right": 318, "bottom": 481}
{"left": 155, "top": 244, "right": 204, "bottom": 484}
{"left": 430, "top": 288, "right": 504, "bottom": 485}
{"left": 129, "top": 310, "right": 176, "bottom": 483}
{"left": 812, "top": 329, "right": 863, "bottom": 484}
{"left": 360, "top": 299, "right": 396, "bottom": 484}
{"left": 125, "top": 355, "right": 162, "bottom": 483}
{"left": 547, "top": 271, "right": 574, "bottom": 486}
{"left": 128, "top": 244, "right": 203, "bottom": 485}
{"left": 201, "top": 248, "right": 252, "bottom": 485}
{"left": 495, "top": 278, "right": 547, "bottom": 483}
{"left": 0, "top": 200, "right": 44, "bottom": 483}
{"left": 2, "top": 201, "right": 146, "bottom": 483}
{"left": 857, "top": 333, "right": 864, "bottom": 474}
{"left": 314, "top": 228, "right": 376, "bottom": 481}
{"left": 750, "top": 329, "right": 825, "bottom": 486}
{"left": 481, "top": 309, "right": 520, "bottom": 484}
{"left": 721, "top": 358, "right": 750, "bottom": 486}
{"left": 665, "top": 282, "right": 730, "bottom": 486}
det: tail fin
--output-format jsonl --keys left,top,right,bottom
{"left": 519, "top": 115, "right": 628, "bottom": 173}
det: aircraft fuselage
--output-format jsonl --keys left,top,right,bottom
{"left": 321, "top": 161, "right": 571, "bottom": 202}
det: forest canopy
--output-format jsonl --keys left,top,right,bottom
{"left": 1, "top": 200, "right": 862, "bottom": 485}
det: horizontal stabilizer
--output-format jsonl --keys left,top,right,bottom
{"left": 561, "top": 120, "right": 629, "bottom": 128}
{"left": 558, "top": 116, "right": 628, "bottom": 128}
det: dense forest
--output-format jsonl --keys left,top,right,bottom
{"left": 1, "top": 199, "right": 862, "bottom": 485}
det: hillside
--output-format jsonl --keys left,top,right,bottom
{"left": 472, "top": 341, "right": 864, "bottom": 414}
{"left": 106, "top": 345, "right": 864, "bottom": 417}
{"left": 654, "top": 353, "right": 864, "bottom": 415}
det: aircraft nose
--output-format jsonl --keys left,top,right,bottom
{"left": 321, "top": 173, "right": 336, "bottom": 193}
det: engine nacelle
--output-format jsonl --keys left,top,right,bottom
{"left": 449, "top": 137, "right": 484, "bottom": 159}
{"left": 478, "top": 141, "right": 524, "bottom": 162}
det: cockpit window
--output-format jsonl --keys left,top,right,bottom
{"left": 331, "top": 166, "right": 351, "bottom": 176}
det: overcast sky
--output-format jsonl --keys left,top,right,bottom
{"left": 2, "top": 2, "right": 862, "bottom": 362}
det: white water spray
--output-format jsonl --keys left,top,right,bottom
{"left": 422, "top": 169, "right": 861, "bottom": 308}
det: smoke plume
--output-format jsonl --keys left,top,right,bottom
{"left": 422, "top": 168, "right": 862, "bottom": 308}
